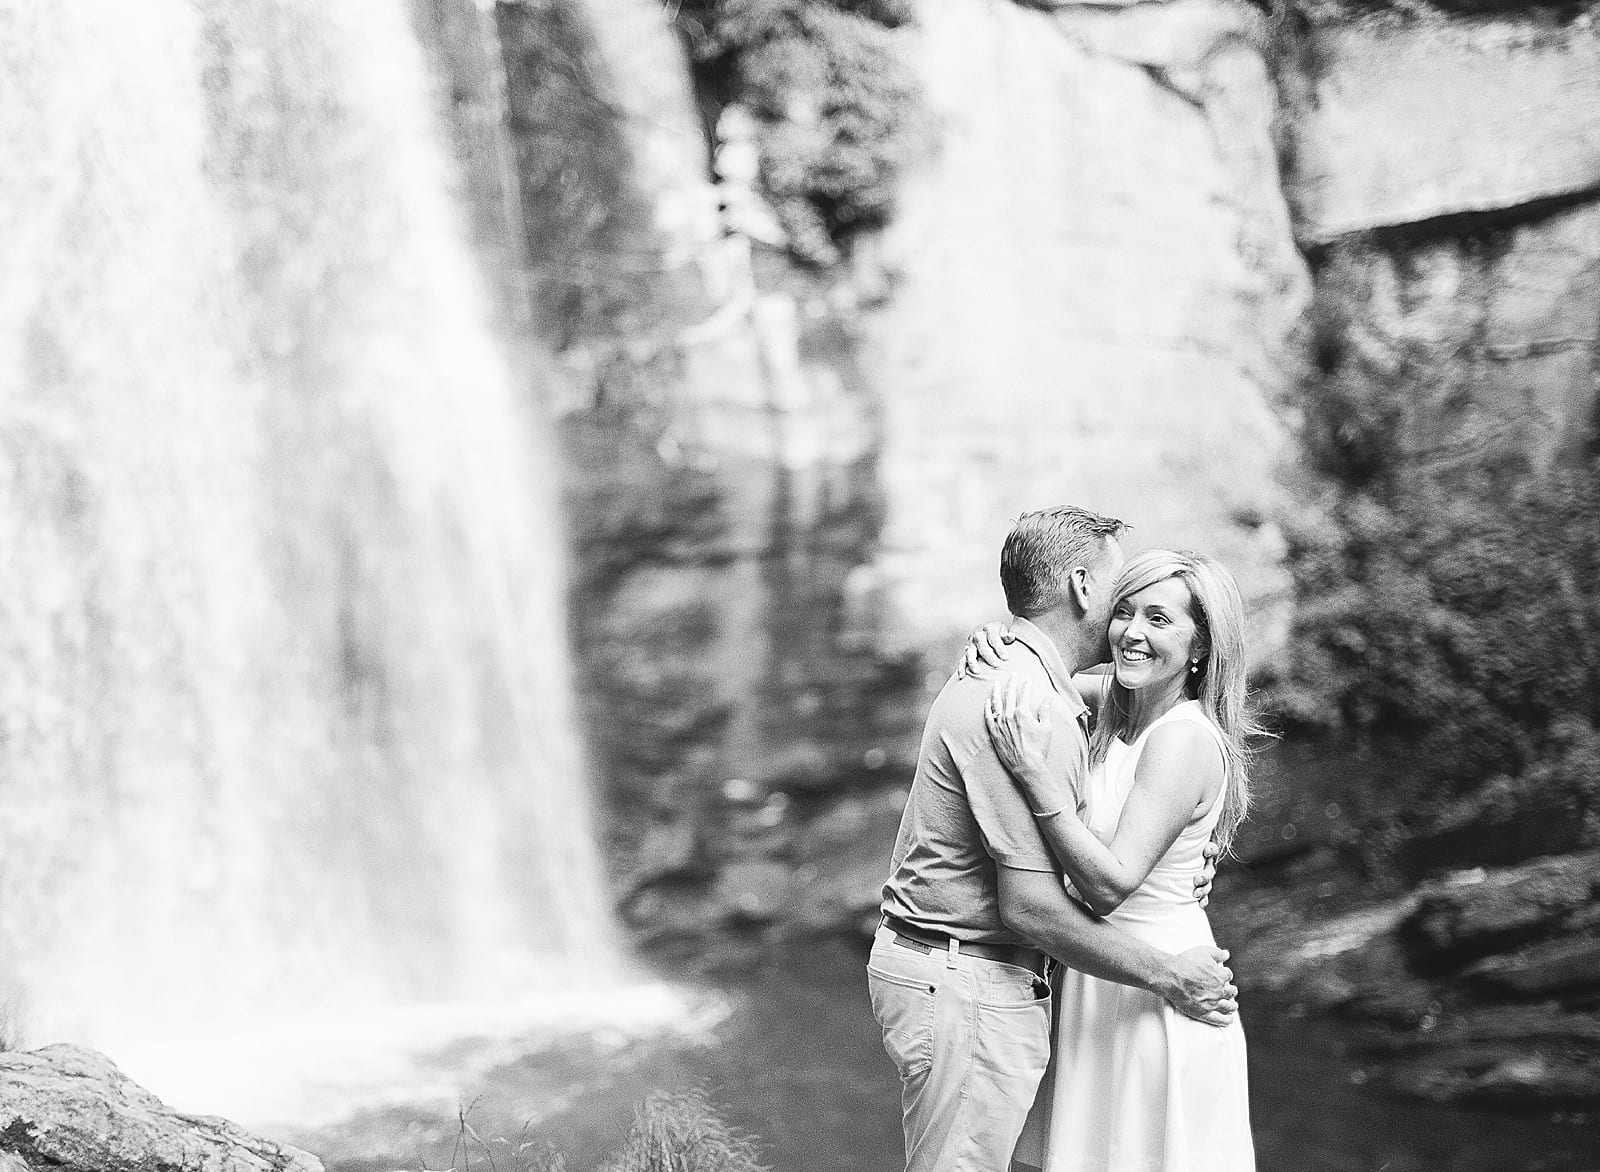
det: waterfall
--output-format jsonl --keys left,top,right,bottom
{"left": 0, "top": 0, "right": 618, "bottom": 1109}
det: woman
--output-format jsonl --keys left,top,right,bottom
{"left": 966, "top": 548, "right": 1261, "bottom": 1172}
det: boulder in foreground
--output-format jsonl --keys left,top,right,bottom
{"left": 0, "top": 1045, "right": 321, "bottom": 1172}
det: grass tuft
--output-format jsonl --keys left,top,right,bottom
{"left": 431, "top": 1092, "right": 767, "bottom": 1172}
{"left": 599, "top": 1091, "right": 770, "bottom": 1172}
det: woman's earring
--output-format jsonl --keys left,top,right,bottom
{"left": 1189, "top": 660, "right": 1200, "bottom": 674}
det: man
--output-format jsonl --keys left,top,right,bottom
{"left": 868, "top": 505, "right": 1236, "bottom": 1172}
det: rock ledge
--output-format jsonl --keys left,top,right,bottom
{"left": 0, "top": 1045, "right": 321, "bottom": 1172}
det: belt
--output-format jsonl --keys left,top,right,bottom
{"left": 881, "top": 914, "right": 1049, "bottom": 977}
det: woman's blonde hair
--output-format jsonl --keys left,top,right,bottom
{"left": 1088, "top": 548, "right": 1264, "bottom": 853}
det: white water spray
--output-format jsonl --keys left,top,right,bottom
{"left": 0, "top": 0, "right": 651, "bottom": 1121}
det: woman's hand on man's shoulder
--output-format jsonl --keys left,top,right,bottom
{"left": 956, "top": 620, "right": 1014, "bottom": 680}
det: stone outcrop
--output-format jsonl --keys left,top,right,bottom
{"left": 1222, "top": 832, "right": 1600, "bottom": 1107}
{"left": 1305, "top": 202, "right": 1600, "bottom": 473}
{"left": 1402, "top": 853, "right": 1600, "bottom": 971}
{"left": 1286, "top": 8, "right": 1600, "bottom": 474}
{"left": 1396, "top": 772, "right": 1590, "bottom": 880}
{"left": 1255, "top": 3, "right": 1600, "bottom": 1108}
{"left": 1373, "top": 1004, "right": 1600, "bottom": 1107}
{"left": 1463, "top": 935, "right": 1600, "bottom": 1000}
{"left": 419, "top": 0, "right": 1600, "bottom": 1113}
{"left": 0, "top": 1046, "right": 321, "bottom": 1172}
{"left": 1291, "top": 14, "right": 1600, "bottom": 243}
{"left": 864, "top": 0, "right": 1306, "bottom": 658}
{"left": 516, "top": 0, "right": 1310, "bottom": 955}
{"left": 491, "top": 16, "right": 1600, "bottom": 1103}
{"left": 496, "top": 0, "right": 924, "bottom": 954}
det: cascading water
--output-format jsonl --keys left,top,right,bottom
{"left": 0, "top": 0, "right": 639, "bottom": 1121}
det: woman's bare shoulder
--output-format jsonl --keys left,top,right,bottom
{"left": 1140, "top": 716, "right": 1225, "bottom": 777}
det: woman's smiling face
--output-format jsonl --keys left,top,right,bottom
{"left": 1108, "top": 576, "right": 1201, "bottom": 693}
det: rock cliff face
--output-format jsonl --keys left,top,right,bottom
{"left": 1221, "top": 845, "right": 1600, "bottom": 1107}
{"left": 509, "top": 0, "right": 1600, "bottom": 1103}
{"left": 507, "top": 0, "right": 1312, "bottom": 954}
{"left": 493, "top": 0, "right": 922, "bottom": 950}
{"left": 1289, "top": 6, "right": 1600, "bottom": 473}
{"left": 864, "top": 0, "right": 1308, "bottom": 649}
{"left": 1223, "top": 0, "right": 1600, "bottom": 1107}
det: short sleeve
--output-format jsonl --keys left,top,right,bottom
{"left": 952, "top": 671, "right": 1089, "bottom": 872}
{"left": 960, "top": 734, "right": 1057, "bottom": 871}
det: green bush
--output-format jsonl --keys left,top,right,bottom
{"left": 1277, "top": 463, "right": 1600, "bottom": 831}
{"left": 671, "top": 0, "right": 925, "bottom": 265}
{"left": 1270, "top": 229, "right": 1600, "bottom": 864}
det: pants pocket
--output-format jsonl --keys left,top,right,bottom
{"left": 975, "top": 960, "right": 1052, "bottom": 1009}
{"left": 868, "top": 963, "right": 936, "bottom": 1080}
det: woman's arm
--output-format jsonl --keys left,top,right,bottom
{"left": 987, "top": 678, "right": 1223, "bottom": 916}
{"left": 959, "top": 629, "right": 1111, "bottom": 722}
{"left": 957, "top": 621, "right": 1013, "bottom": 679}
{"left": 1070, "top": 670, "right": 1111, "bottom": 719}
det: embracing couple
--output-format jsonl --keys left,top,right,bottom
{"left": 868, "top": 505, "right": 1260, "bottom": 1172}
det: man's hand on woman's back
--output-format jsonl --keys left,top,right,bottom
{"left": 1194, "top": 841, "right": 1219, "bottom": 907}
{"left": 1160, "top": 945, "right": 1237, "bottom": 1027}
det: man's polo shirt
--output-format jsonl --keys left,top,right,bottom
{"left": 880, "top": 617, "right": 1092, "bottom": 947}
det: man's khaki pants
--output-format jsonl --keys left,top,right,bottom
{"left": 867, "top": 924, "right": 1052, "bottom": 1172}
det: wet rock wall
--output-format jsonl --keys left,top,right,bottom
{"left": 491, "top": 0, "right": 924, "bottom": 953}
{"left": 1289, "top": 6, "right": 1600, "bottom": 476}
{"left": 487, "top": 0, "right": 1316, "bottom": 955}
{"left": 479, "top": 2, "right": 1600, "bottom": 1047}
{"left": 1232, "top": 0, "right": 1600, "bottom": 1107}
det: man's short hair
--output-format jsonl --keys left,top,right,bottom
{"left": 999, "top": 505, "right": 1126, "bottom": 619}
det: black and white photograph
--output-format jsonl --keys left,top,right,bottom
{"left": 2, "top": 1, "right": 1598, "bottom": 1170}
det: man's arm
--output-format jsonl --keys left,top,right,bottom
{"left": 997, "top": 865, "right": 1236, "bottom": 1026}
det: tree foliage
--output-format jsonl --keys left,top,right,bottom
{"left": 1277, "top": 431, "right": 1600, "bottom": 847}
{"left": 671, "top": 0, "right": 925, "bottom": 265}
{"left": 1270, "top": 227, "right": 1600, "bottom": 863}
{"left": 1283, "top": 471, "right": 1600, "bottom": 754}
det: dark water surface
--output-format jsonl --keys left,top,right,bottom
{"left": 312, "top": 940, "right": 1600, "bottom": 1172}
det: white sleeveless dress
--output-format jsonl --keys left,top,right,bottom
{"left": 1014, "top": 700, "right": 1254, "bottom": 1172}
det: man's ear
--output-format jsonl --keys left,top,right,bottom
{"left": 1067, "top": 566, "right": 1093, "bottom": 616}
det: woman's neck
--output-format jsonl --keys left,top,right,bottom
{"left": 1123, "top": 679, "right": 1190, "bottom": 740}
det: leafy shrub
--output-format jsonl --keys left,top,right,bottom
{"left": 672, "top": 0, "right": 925, "bottom": 265}
{"left": 1270, "top": 225, "right": 1600, "bottom": 867}
{"left": 1276, "top": 462, "right": 1600, "bottom": 834}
